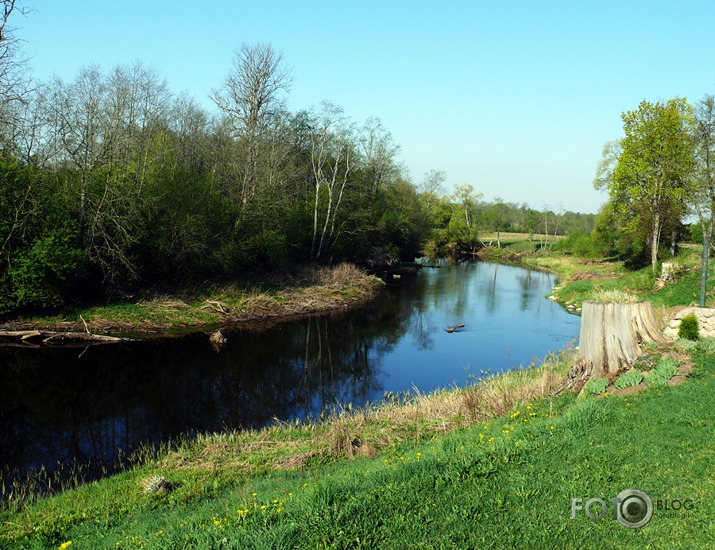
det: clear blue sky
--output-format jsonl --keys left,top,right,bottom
{"left": 13, "top": 0, "right": 715, "bottom": 214}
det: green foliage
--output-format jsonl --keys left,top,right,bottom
{"left": 613, "top": 369, "right": 643, "bottom": 389}
{"left": 645, "top": 357, "right": 680, "bottom": 386}
{"left": 555, "top": 230, "right": 598, "bottom": 258}
{"left": 583, "top": 377, "right": 609, "bottom": 395}
{"left": 8, "top": 227, "right": 83, "bottom": 309}
{"left": 678, "top": 313, "right": 700, "bottom": 340}
{"left": 610, "top": 98, "right": 694, "bottom": 271}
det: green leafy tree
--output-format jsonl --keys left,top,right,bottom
{"left": 610, "top": 98, "right": 694, "bottom": 273}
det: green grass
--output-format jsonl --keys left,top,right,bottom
{"left": 3, "top": 343, "right": 714, "bottom": 549}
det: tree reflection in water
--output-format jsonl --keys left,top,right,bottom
{"left": 0, "top": 260, "right": 579, "bottom": 487}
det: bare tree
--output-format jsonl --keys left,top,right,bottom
{"left": 0, "top": 0, "right": 30, "bottom": 139}
{"left": 211, "top": 43, "right": 292, "bottom": 211}
{"left": 307, "top": 102, "right": 355, "bottom": 260}
{"left": 689, "top": 95, "right": 715, "bottom": 306}
{"left": 359, "top": 117, "right": 400, "bottom": 195}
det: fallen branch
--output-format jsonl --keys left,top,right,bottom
{"left": 0, "top": 330, "right": 126, "bottom": 346}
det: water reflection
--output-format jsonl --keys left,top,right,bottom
{"left": 0, "top": 260, "right": 579, "bottom": 482}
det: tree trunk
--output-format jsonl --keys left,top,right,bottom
{"left": 700, "top": 220, "right": 712, "bottom": 307}
{"left": 558, "top": 301, "right": 668, "bottom": 392}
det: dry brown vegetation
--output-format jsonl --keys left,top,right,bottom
{"left": 0, "top": 263, "right": 383, "bottom": 336}
{"left": 159, "top": 347, "right": 574, "bottom": 479}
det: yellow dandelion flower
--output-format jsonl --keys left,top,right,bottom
{"left": 59, "top": 543, "right": 73, "bottom": 550}
{"left": 550, "top": 425, "right": 555, "bottom": 430}
{"left": 261, "top": 505, "right": 267, "bottom": 510}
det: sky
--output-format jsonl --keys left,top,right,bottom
{"left": 12, "top": 0, "right": 715, "bottom": 214}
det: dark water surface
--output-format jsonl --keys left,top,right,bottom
{"left": 0, "top": 260, "right": 579, "bottom": 478}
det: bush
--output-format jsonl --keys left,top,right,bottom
{"left": 678, "top": 314, "right": 700, "bottom": 341}
{"left": 614, "top": 370, "right": 643, "bottom": 389}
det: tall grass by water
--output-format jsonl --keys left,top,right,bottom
{"left": 3, "top": 339, "right": 713, "bottom": 548}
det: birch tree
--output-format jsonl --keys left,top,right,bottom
{"left": 307, "top": 102, "right": 355, "bottom": 260}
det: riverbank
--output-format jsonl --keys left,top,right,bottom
{"left": 2, "top": 251, "right": 714, "bottom": 547}
{"left": 2, "top": 336, "right": 713, "bottom": 548}
{"left": 0, "top": 263, "right": 384, "bottom": 339}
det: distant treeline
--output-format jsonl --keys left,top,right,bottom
{"left": 0, "top": 29, "right": 594, "bottom": 314}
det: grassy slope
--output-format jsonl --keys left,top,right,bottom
{"left": 3, "top": 245, "right": 715, "bottom": 548}
{"left": 4, "top": 344, "right": 712, "bottom": 549}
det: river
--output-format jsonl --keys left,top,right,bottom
{"left": 0, "top": 260, "right": 580, "bottom": 482}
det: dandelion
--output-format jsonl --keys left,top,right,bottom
{"left": 604, "top": 392, "right": 609, "bottom": 397}
{"left": 488, "top": 437, "right": 495, "bottom": 443}
{"left": 502, "top": 429, "right": 509, "bottom": 434}
{"left": 479, "top": 433, "right": 484, "bottom": 440}
{"left": 261, "top": 505, "right": 267, "bottom": 510}
{"left": 59, "top": 543, "right": 72, "bottom": 550}
{"left": 155, "top": 530, "right": 165, "bottom": 537}
{"left": 252, "top": 492, "right": 258, "bottom": 497}
{"left": 510, "top": 411, "right": 521, "bottom": 419}
{"left": 416, "top": 452, "right": 422, "bottom": 457}
{"left": 550, "top": 425, "right": 555, "bottom": 430}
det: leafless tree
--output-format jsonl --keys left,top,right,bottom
{"left": 0, "top": 0, "right": 30, "bottom": 136}
{"left": 307, "top": 102, "right": 355, "bottom": 260}
{"left": 211, "top": 43, "right": 292, "bottom": 211}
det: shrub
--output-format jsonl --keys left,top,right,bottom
{"left": 614, "top": 370, "right": 643, "bottom": 389}
{"left": 678, "top": 313, "right": 700, "bottom": 341}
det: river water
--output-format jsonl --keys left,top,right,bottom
{"left": 0, "top": 260, "right": 580, "bottom": 480}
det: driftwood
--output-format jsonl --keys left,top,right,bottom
{"left": 0, "top": 329, "right": 125, "bottom": 347}
{"left": 559, "top": 301, "right": 667, "bottom": 392}
{"left": 446, "top": 323, "right": 465, "bottom": 333}
{"left": 202, "top": 300, "right": 231, "bottom": 314}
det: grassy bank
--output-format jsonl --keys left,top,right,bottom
{"left": 0, "top": 264, "right": 384, "bottom": 336}
{"left": 3, "top": 246, "right": 714, "bottom": 548}
{"left": 2, "top": 338, "right": 712, "bottom": 549}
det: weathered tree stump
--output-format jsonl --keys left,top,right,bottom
{"left": 559, "top": 301, "right": 667, "bottom": 392}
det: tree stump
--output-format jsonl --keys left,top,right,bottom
{"left": 559, "top": 301, "right": 667, "bottom": 392}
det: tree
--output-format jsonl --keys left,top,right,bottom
{"left": 523, "top": 207, "right": 538, "bottom": 252}
{"left": 0, "top": 0, "right": 30, "bottom": 135}
{"left": 689, "top": 95, "right": 715, "bottom": 306}
{"left": 211, "top": 43, "right": 292, "bottom": 214}
{"left": 486, "top": 197, "right": 509, "bottom": 248}
{"left": 305, "top": 102, "right": 355, "bottom": 260}
{"left": 610, "top": 98, "right": 694, "bottom": 273}
{"left": 446, "top": 184, "right": 483, "bottom": 255}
